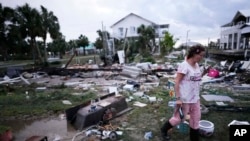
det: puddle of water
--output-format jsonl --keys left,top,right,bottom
{"left": 1, "top": 115, "right": 78, "bottom": 141}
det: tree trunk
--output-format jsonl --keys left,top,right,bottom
{"left": 83, "top": 47, "right": 86, "bottom": 55}
{"left": 43, "top": 40, "right": 47, "bottom": 63}
{"left": 0, "top": 43, "right": 9, "bottom": 61}
{"left": 31, "top": 38, "right": 43, "bottom": 64}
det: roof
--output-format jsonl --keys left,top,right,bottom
{"left": 221, "top": 10, "right": 250, "bottom": 27}
{"left": 239, "top": 9, "right": 250, "bottom": 17}
{"left": 231, "top": 10, "right": 250, "bottom": 22}
{"left": 110, "top": 13, "right": 157, "bottom": 28}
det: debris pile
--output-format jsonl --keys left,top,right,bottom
{"left": 1, "top": 56, "right": 250, "bottom": 140}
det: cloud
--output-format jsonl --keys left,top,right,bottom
{"left": 1, "top": 0, "right": 249, "bottom": 45}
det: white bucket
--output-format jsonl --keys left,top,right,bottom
{"left": 88, "top": 59, "right": 93, "bottom": 64}
{"left": 199, "top": 120, "right": 214, "bottom": 137}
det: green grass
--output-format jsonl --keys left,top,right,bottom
{"left": 0, "top": 85, "right": 97, "bottom": 118}
{"left": 0, "top": 54, "right": 101, "bottom": 69}
{"left": 113, "top": 86, "right": 250, "bottom": 141}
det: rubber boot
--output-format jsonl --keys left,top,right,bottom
{"left": 161, "top": 120, "right": 173, "bottom": 141}
{"left": 190, "top": 128, "right": 199, "bottom": 141}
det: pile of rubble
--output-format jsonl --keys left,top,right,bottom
{"left": 1, "top": 57, "right": 250, "bottom": 141}
{"left": 1, "top": 58, "right": 250, "bottom": 93}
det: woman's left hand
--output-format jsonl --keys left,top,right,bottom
{"left": 176, "top": 99, "right": 182, "bottom": 107}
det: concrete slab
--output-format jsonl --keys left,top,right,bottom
{"left": 201, "top": 94, "right": 234, "bottom": 102}
{"left": 241, "top": 61, "right": 250, "bottom": 69}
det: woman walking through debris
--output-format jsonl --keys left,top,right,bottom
{"left": 161, "top": 45, "right": 208, "bottom": 141}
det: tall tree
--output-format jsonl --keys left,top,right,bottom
{"left": 40, "top": 5, "right": 60, "bottom": 63}
{"left": 47, "top": 35, "right": 66, "bottom": 58}
{"left": 94, "top": 30, "right": 104, "bottom": 50}
{"left": 160, "top": 31, "right": 176, "bottom": 57}
{"left": 0, "top": 4, "right": 15, "bottom": 60}
{"left": 15, "top": 3, "right": 43, "bottom": 64}
{"left": 94, "top": 38, "right": 103, "bottom": 50}
{"left": 137, "top": 24, "right": 156, "bottom": 56}
{"left": 68, "top": 39, "right": 78, "bottom": 51}
{"left": 77, "top": 34, "right": 89, "bottom": 55}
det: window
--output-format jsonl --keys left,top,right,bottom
{"left": 119, "top": 27, "right": 123, "bottom": 36}
{"left": 130, "top": 26, "right": 136, "bottom": 34}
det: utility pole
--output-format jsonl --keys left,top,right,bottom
{"left": 208, "top": 37, "right": 210, "bottom": 48}
{"left": 101, "top": 21, "right": 109, "bottom": 65}
{"left": 158, "top": 24, "right": 161, "bottom": 53}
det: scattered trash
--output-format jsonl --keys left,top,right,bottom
{"left": 62, "top": 100, "right": 72, "bottom": 105}
{"left": 36, "top": 87, "right": 47, "bottom": 91}
{"left": 208, "top": 69, "right": 220, "bottom": 78}
{"left": 25, "top": 91, "right": 30, "bottom": 100}
{"left": 123, "top": 84, "right": 134, "bottom": 91}
{"left": 20, "top": 74, "right": 30, "bottom": 85}
{"left": 148, "top": 96, "right": 157, "bottom": 103}
{"left": 215, "top": 102, "right": 228, "bottom": 106}
{"left": 109, "top": 86, "right": 118, "bottom": 95}
{"left": 52, "top": 134, "right": 61, "bottom": 141}
{"left": 133, "top": 91, "right": 144, "bottom": 97}
{"left": 144, "top": 131, "right": 153, "bottom": 140}
{"left": 157, "top": 97, "right": 163, "bottom": 103}
{"left": 89, "top": 99, "right": 97, "bottom": 112}
{"left": 59, "top": 114, "right": 66, "bottom": 120}
{"left": 72, "top": 123, "right": 121, "bottom": 141}
{"left": 125, "top": 96, "right": 134, "bottom": 102}
{"left": 228, "top": 120, "right": 250, "bottom": 126}
{"left": 168, "top": 101, "right": 176, "bottom": 108}
{"left": 200, "top": 104, "right": 209, "bottom": 114}
{"left": 133, "top": 101, "right": 147, "bottom": 107}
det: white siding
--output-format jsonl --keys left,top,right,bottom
{"left": 220, "top": 11, "right": 250, "bottom": 50}
{"left": 111, "top": 15, "right": 154, "bottom": 39}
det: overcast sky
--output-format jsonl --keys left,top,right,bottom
{"left": 1, "top": 0, "right": 250, "bottom": 46}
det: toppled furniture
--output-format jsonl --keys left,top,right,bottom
{"left": 66, "top": 93, "right": 128, "bottom": 130}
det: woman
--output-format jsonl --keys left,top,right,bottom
{"left": 161, "top": 45, "right": 208, "bottom": 141}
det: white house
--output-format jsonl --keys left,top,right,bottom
{"left": 110, "top": 13, "right": 169, "bottom": 40}
{"left": 220, "top": 10, "right": 250, "bottom": 50}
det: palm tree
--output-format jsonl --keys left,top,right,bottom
{"left": 40, "top": 5, "right": 60, "bottom": 63}
{"left": 15, "top": 3, "right": 43, "bottom": 64}
{"left": 137, "top": 24, "right": 156, "bottom": 56}
{"left": 47, "top": 34, "right": 66, "bottom": 58}
{"left": 68, "top": 39, "right": 78, "bottom": 51}
{"left": 0, "top": 4, "right": 15, "bottom": 60}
